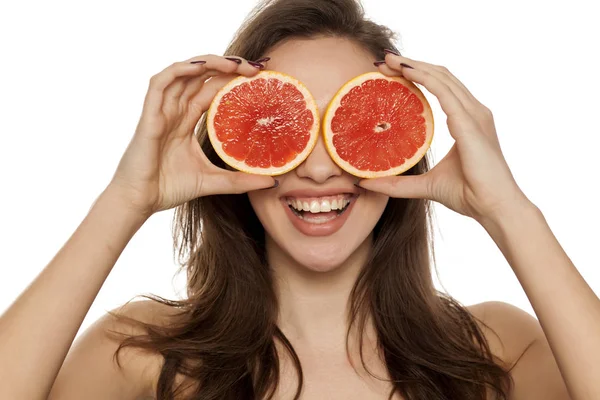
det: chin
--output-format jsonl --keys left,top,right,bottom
{"left": 248, "top": 179, "right": 389, "bottom": 274}
{"left": 258, "top": 200, "right": 385, "bottom": 274}
{"left": 283, "top": 239, "right": 360, "bottom": 273}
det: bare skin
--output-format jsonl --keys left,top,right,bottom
{"left": 0, "top": 37, "right": 575, "bottom": 400}
{"left": 47, "top": 299, "right": 561, "bottom": 399}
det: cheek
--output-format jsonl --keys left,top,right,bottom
{"left": 358, "top": 192, "right": 389, "bottom": 221}
{"left": 247, "top": 190, "right": 268, "bottom": 218}
{"left": 247, "top": 187, "right": 282, "bottom": 231}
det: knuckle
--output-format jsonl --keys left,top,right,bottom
{"left": 431, "top": 64, "right": 450, "bottom": 74}
{"left": 422, "top": 73, "right": 436, "bottom": 87}
{"left": 148, "top": 74, "right": 160, "bottom": 87}
{"left": 480, "top": 105, "right": 493, "bottom": 118}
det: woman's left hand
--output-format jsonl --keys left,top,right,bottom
{"left": 358, "top": 53, "right": 532, "bottom": 223}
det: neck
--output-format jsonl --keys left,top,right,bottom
{"left": 268, "top": 235, "right": 374, "bottom": 350}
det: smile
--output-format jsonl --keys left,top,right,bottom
{"left": 286, "top": 194, "right": 353, "bottom": 216}
{"left": 281, "top": 193, "right": 359, "bottom": 236}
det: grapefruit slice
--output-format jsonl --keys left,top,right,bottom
{"left": 323, "top": 72, "right": 434, "bottom": 178}
{"left": 207, "top": 70, "right": 320, "bottom": 176}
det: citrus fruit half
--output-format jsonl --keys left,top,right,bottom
{"left": 323, "top": 72, "right": 434, "bottom": 178}
{"left": 207, "top": 70, "right": 320, "bottom": 176}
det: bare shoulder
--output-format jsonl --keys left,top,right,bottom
{"left": 467, "top": 301, "right": 570, "bottom": 400}
{"left": 50, "top": 299, "right": 177, "bottom": 400}
{"left": 466, "top": 301, "right": 540, "bottom": 367}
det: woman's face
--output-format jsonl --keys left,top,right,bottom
{"left": 247, "top": 36, "right": 389, "bottom": 272}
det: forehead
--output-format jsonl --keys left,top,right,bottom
{"left": 262, "top": 36, "right": 377, "bottom": 113}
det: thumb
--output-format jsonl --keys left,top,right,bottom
{"left": 200, "top": 170, "right": 277, "bottom": 196}
{"left": 357, "top": 174, "right": 431, "bottom": 199}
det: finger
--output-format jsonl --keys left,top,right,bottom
{"left": 384, "top": 55, "right": 499, "bottom": 144}
{"left": 374, "top": 56, "right": 466, "bottom": 117}
{"left": 162, "top": 55, "right": 263, "bottom": 117}
{"left": 375, "top": 55, "right": 489, "bottom": 139}
{"left": 199, "top": 170, "right": 277, "bottom": 196}
{"left": 175, "top": 54, "right": 265, "bottom": 100}
{"left": 180, "top": 55, "right": 265, "bottom": 98}
{"left": 172, "top": 72, "right": 239, "bottom": 136}
{"left": 176, "top": 56, "right": 267, "bottom": 122}
{"left": 179, "top": 69, "right": 232, "bottom": 108}
{"left": 357, "top": 174, "right": 432, "bottom": 200}
{"left": 373, "top": 58, "right": 403, "bottom": 78}
{"left": 381, "top": 54, "right": 479, "bottom": 107}
{"left": 379, "top": 59, "right": 483, "bottom": 140}
{"left": 180, "top": 56, "right": 268, "bottom": 105}
{"left": 141, "top": 61, "right": 210, "bottom": 117}
{"left": 379, "top": 54, "right": 497, "bottom": 137}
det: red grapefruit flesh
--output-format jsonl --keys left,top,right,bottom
{"left": 323, "top": 72, "right": 434, "bottom": 178}
{"left": 207, "top": 70, "right": 320, "bottom": 176}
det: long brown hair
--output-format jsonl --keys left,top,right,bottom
{"left": 110, "top": 0, "right": 518, "bottom": 398}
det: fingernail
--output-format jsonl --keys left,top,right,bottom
{"left": 384, "top": 48, "right": 401, "bottom": 56}
{"left": 259, "top": 179, "right": 279, "bottom": 190}
{"left": 190, "top": 60, "right": 206, "bottom": 64}
{"left": 254, "top": 57, "right": 271, "bottom": 63}
{"left": 400, "top": 62, "right": 414, "bottom": 69}
{"left": 247, "top": 60, "right": 265, "bottom": 69}
{"left": 373, "top": 60, "right": 386, "bottom": 66}
{"left": 225, "top": 57, "right": 242, "bottom": 64}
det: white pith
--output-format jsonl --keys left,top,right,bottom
{"left": 286, "top": 194, "right": 352, "bottom": 213}
{"left": 322, "top": 71, "right": 435, "bottom": 179}
{"left": 206, "top": 70, "right": 320, "bottom": 176}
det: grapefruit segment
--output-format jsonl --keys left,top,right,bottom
{"left": 207, "top": 71, "right": 320, "bottom": 176}
{"left": 323, "top": 72, "right": 434, "bottom": 178}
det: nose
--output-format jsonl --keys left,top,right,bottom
{"left": 295, "top": 135, "right": 343, "bottom": 183}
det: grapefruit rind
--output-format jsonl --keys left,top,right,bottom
{"left": 206, "top": 70, "right": 320, "bottom": 176}
{"left": 322, "top": 71, "right": 434, "bottom": 179}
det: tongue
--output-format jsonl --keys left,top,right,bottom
{"left": 302, "top": 210, "right": 338, "bottom": 220}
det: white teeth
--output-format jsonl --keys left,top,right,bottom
{"left": 287, "top": 195, "right": 352, "bottom": 213}
{"left": 302, "top": 201, "right": 310, "bottom": 211}
{"left": 331, "top": 199, "right": 338, "bottom": 210}
{"left": 309, "top": 200, "right": 320, "bottom": 213}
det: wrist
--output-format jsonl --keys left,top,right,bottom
{"left": 477, "top": 199, "right": 544, "bottom": 238}
{"left": 92, "top": 186, "right": 153, "bottom": 225}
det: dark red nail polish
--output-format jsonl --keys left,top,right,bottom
{"left": 259, "top": 179, "right": 279, "bottom": 190}
{"left": 190, "top": 60, "right": 206, "bottom": 64}
{"left": 400, "top": 62, "right": 414, "bottom": 69}
{"left": 254, "top": 57, "right": 271, "bottom": 63}
{"left": 225, "top": 57, "right": 242, "bottom": 64}
{"left": 247, "top": 60, "right": 265, "bottom": 69}
{"left": 373, "top": 60, "right": 386, "bottom": 66}
{"left": 384, "top": 48, "right": 401, "bottom": 56}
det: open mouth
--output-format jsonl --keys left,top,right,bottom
{"left": 285, "top": 193, "right": 357, "bottom": 221}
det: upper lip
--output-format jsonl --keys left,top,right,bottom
{"left": 280, "top": 187, "right": 360, "bottom": 198}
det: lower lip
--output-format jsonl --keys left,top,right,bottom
{"left": 281, "top": 197, "right": 357, "bottom": 237}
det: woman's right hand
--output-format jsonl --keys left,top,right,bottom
{"left": 108, "top": 54, "right": 276, "bottom": 216}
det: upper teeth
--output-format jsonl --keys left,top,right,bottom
{"left": 287, "top": 195, "right": 351, "bottom": 213}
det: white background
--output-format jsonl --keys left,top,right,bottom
{"left": 0, "top": 0, "right": 598, "bottom": 338}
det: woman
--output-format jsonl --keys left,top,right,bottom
{"left": 0, "top": 0, "right": 595, "bottom": 399}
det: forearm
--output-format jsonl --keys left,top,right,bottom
{"left": 481, "top": 203, "right": 600, "bottom": 400}
{"left": 0, "top": 187, "right": 149, "bottom": 399}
